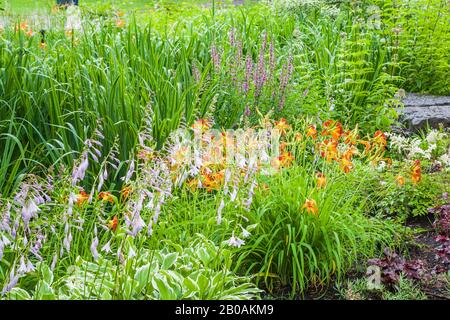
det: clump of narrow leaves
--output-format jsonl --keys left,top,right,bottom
{"left": 368, "top": 248, "right": 430, "bottom": 285}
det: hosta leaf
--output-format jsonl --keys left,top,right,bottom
{"left": 161, "top": 253, "right": 178, "bottom": 270}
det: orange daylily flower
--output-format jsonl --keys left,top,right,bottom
{"left": 316, "top": 172, "right": 327, "bottom": 189}
{"left": 359, "top": 140, "right": 371, "bottom": 153}
{"left": 306, "top": 125, "right": 317, "bottom": 140}
{"left": 343, "top": 127, "right": 360, "bottom": 145}
{"left": 98, "top": 191, "right": 114, "bottom": 203}
{"left": 115, "top": 19, "right": 126, "bottom": 28}
{"left": 321, "top": 120, "right": 343, "bottom": 140}
{"left": 279, "top": 142, "right": 288, "bottom": 153}
{"left": 108, "top": 215, "right": 118, "bottom": 231}
{"left": 192, "top": 119, "right": 211, "bottom": 133}
{"left": 260, "top": 183, "right": 270, "bottom": 192}
{"left": 372, "top": 130, "right": 387, "bottom": 148}
{"left": 340, "top": 158, "right": 354, "bottom": 174}
{"left": 39, "top": 42, "right": 47, "bottom": 50}
{"left": 302, "top": 198, "right": 318, "bottom": 216}
{"left": 25, "top": 29, "right": 33, "bottom": 37}
{"left": 121, "top": 186, "right": 132, "bottom": 200}
{"left": 411, "top": 160, "right": 421, "bottom": 184}
{"left": 274, "top": 118, "right": 291, "bottom": 136}
{"left": 77, "top": 190, "right": 89, "bottom": 206}
{"left": 319, "top": 139, "right": 338, "bottom": 162}
{"left": 278, "top": 151, "right": 294, "bottom": 168}
{"left": 18, "top": 22, "right": 29, "bottom": 32}
{"left": 200, "top": 169, "right": 225, "bottom": 192}
{"left": 65, "top": 29, "right": 74, "bottom": 37}
{"left": 395, "top": 175, "right": 405, "bottom": 186}
{"left": 295, "top": 132, "right": 303, "bottom": 142}
{"left": 187, "top": 178, "right": 200, "bottom": 191}
{"left": 342, "top": 145, "right": 359, "bottom": 160}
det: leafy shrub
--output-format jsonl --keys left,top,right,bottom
{"left": 376, "top": 0, "right": 450, "bottom": 95}
{"left": 373, "top": 170, "right": 448, "bottom": 219}
{"left": 3, "top": 236, "right": 261, "bottom": 300}
{"left": 339, "top": 276, "right": 427, "bottom": 300}
{"left": 235, "top": 165, "right": 399, "bottom": 296}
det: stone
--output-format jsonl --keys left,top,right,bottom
{"left": 398, "top": 93, "right": 450, "bottom": 132}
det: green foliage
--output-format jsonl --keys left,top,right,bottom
{"left": 234, "top": 165, "right": 399, "bottom": 296}
{"left": 376, "top": 0, "right": 450, "bottom": 95}
{"left": 4, "top": 236, "right": 261, "bottom": 300}
{"left": 373, "top": 172, "right": 449, "bottom": 219}
{"left": 338, "top": 276, "right": 427, "bottom": 300}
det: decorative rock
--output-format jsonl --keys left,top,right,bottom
{"left": 398, "top": 93, "right": 450, "bottom": 132}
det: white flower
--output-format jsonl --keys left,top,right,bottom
{"left": 217, "top": 199, "right": 225, "bottom": 225}
{"left": 377, "top": 161, "right": 386, "bottom": 172}
{"left": 226, "top": 233, "right": 245, "bottom": 248}
{"left": 426, "top": 130, "right": 441, "bottom": 144}
{"left": 128, "top": 246, "right": 136, "bottom": 259}
{"left": 101, "top": 240, "right": 112, "bottom": 254}
{"left": 439, "top": 153, "right": 450, "bottom": 167}
{"left": 90, "top": 236, "right": 99, "bottom": 261}
{"left": 241, "top": 226, "right": 251, "bottom": 238}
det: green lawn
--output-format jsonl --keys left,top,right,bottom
{"left": 2, "top": 0, "right": 216, "bottom": 15}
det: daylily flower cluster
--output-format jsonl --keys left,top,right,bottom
{"left": 0, "top": 112, "right": 434, "bottom": 294}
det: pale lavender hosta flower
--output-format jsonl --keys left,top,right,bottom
{"left": 2, "top": 234, "right": 11, "bottom": 247}
{"left": 51, "top": 253, "right": 58, "bottom": 271}
{"left": 217, "top": 199, "right": 225, "bottom": 225}
{"left": 123, "top": 159, "right": 135, "bottom": 184}
{"left": 0, "top": 202, "right": 11, "bottom": 233}
{"left": 11, "top": 217, "right": 19, "bottom": 239}
{"left": 90, "top": 227, "right": 99, "bottom": 261}
{"left": 61, "top": 230, "right": 72, "bottom": 256}
{"left": 241, "top": 225, "right": 251, "bottom": 238}
{"left": 22, "top": 199, "right": 40, "bottom": 230}
{"left": 230, "top": 186, "right": 238, "bottom": 202}
{"left": 101, "top": 239, "right": 111, "bottom": 254}
{"left": 1, "top": 268, "right": 19, "bottom": 295}
{"left": 65, "top": 192, "right": 77, "bottom": 220}
{"left": 227, "top": 233, "right": 245, "bottom": 248}
{"left": 128, "top": 246, "right": 136, "bottom": 259}
{"left": 72, "top": 152, "right": 89, "bottom": 186}
{"left": 97, "top": 167, "right": 108, "bottom": 193}
{"left": 18, "top": 256, "right": 34, "bottom": 274}
{"left": 125, "top": 210, "right": 146, "bottom": 237}
{"left": 30, "top": 233, "right": 45, "bottom": 261}
{"left": 153, "top": 202, "right": 162, "bottom": 224}
{"left": 147, "top": 220, "right": 153, "bottom": 236}
{"left": 0, "top": 240, "right": 4, "bottom": 261}
{"left": 117, "top": 247, "right": 125, "bottom": 265}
